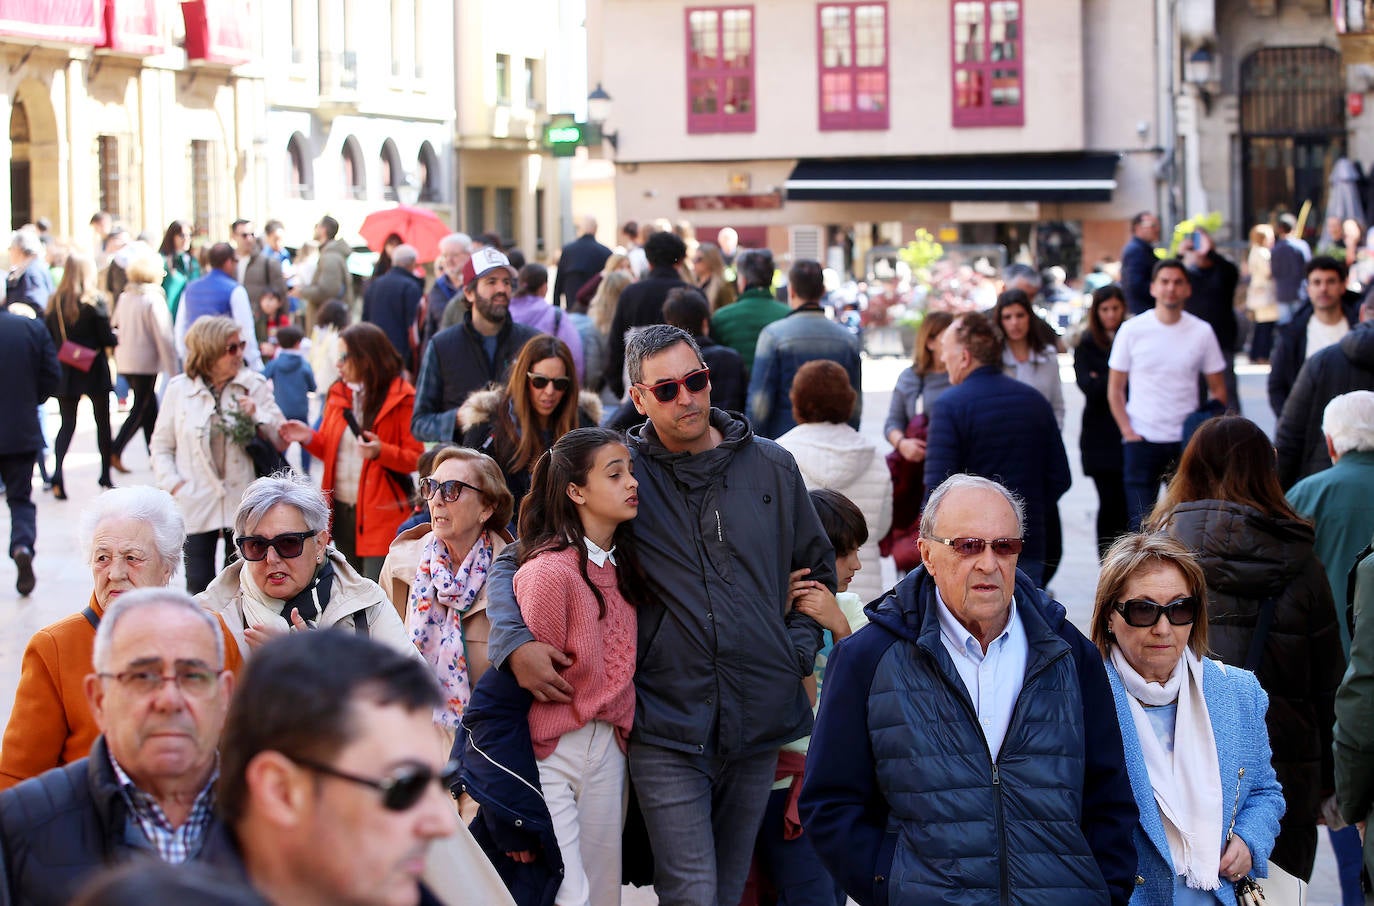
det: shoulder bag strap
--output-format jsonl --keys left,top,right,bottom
{"left": 82, "top": 606, "right": 100, "bottom": 630}
{"left": 1244, "top": 595, "right": 1279, "bottom": 672}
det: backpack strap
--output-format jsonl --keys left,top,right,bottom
{"left": 1244, "top": 595, "right": 1279, "bottom": 672}
{"left": 82, "top": 606, "right": 100, "bottom": 630}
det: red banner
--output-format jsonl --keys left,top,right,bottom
{"left": 182, "top": 0, "right": 253, "bottom": 66}
{"left": 0, "top": 0, "right": 103, "bottom": 45}
{"left": 99, "top": 0, "right": 162, "bottom": 55}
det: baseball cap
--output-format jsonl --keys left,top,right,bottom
{"left": 462, "top": 247, "right": 518, "bottom": 286}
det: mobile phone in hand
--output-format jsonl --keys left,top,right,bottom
{"left": 342, "top": 409, "right": 362, "bottom": 437}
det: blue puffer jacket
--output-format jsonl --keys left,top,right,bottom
{"left": 799, "top": 566, "right": 1139, "bottom": 906}
{"left": 1106, "top": 658, "right": 1285, "bottom": 906}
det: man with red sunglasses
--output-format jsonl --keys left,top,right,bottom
{"left": 800, "top": 474, "right": 1138, "bottom": 906}
{"left": 484, "top": 323, "right": 836, "bottom": 906}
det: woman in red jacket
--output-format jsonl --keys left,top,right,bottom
{"left": 280, "top": 322, "right": 421, "bottom": 579}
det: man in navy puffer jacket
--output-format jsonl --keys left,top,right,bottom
{"left": 799, "top": 475, "right": 1138, "bottom": 906}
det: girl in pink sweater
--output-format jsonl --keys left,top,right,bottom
{"left": 513, "top": 427, "right": 649, "bottom": 906}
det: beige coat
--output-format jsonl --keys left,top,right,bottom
{"left": 197, "top": 547, "right": 420, "bottom": 663}
{"left": 150, "top": 369, "right": 285, "bottom": 535}
{"left": 379, "top": 524, "right": 507, "bottom": 686}
{"left": 110, "top": 284, "right": 176, "bottom": 376}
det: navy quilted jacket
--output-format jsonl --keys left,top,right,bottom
{"left": 798, "top": 566, "right": 1138, "bottom": 906}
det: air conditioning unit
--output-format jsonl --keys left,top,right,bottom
{"left": 789, "top": 225, "right": 823, "bottom": 262}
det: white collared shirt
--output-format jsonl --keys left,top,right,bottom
{"left": 584, "top": 537, "right": 617, "bottom": 568}
{"left": 934, "top": 590, "right": 1028, "bottom": 761}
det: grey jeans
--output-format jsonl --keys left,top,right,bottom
{"left": 628, "top": 740, "right": 778, "bottom": 906}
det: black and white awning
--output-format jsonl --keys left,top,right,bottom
{"left": 784, "top": 153, "right": 1120, "bottom": 204}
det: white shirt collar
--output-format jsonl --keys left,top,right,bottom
{"left": 935, "top": 588, "right": 1019, "bottom": 660}
{"left": 584, "top": 537, "right": 617, "bottom": 568}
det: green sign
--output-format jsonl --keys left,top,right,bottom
{"left": 544, "top": 121, "right": 583, "bottom": 157}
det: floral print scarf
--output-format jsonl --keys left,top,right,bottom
{"left": 407, "top": 532, "right": 493, "bottom": 728}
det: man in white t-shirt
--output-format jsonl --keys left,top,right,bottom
{"left": 1108, "top": 258, "right": 1227, "bottom": 529}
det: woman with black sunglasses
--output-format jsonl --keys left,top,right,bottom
{"left": 457, "top": 334, "right": 600, "bottom": 523}
{"left": 1142, "top": 415, "right": 1344, "bottom": 887}
{"left": 279, "top": 322, "right": 422, "bottom": 580}
{"left": 196, "top": 472, "right": 418, "bottom": 664}
{"left": 1090, "top": 532, "right": 1285, "bottom": 903}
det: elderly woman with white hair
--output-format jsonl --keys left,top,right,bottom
{"left": 197, "top": 472, "right": 417, "bottom": 661}
{"left": 6, "top": 227, "right": 53, "bottom": 316}
{"left": 0, "top": 486, "right": 243, "bottom": 791}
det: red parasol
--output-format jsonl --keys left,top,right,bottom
{"left": 358, "top": 204, "right": 452, "bottom": 264}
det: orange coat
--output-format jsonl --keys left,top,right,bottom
{"left": 0, "top": 593, "right": 245, "bottom": 791}
{"left": 305, "top": 377, "right": 423, "bottom": 557}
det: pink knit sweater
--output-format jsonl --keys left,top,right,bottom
{"left": 514, "top": 546, "right": 637, "bottom": 759}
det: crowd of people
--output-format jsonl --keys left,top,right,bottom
{"left": 4, "top": 205, "right": 1374, "bottom": 906}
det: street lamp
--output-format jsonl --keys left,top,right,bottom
{"left": 397, "top": 173, "right": 421, "bottom": 206}
{"left": 1185, "top": 44, "right": 1217, "bottom": 113}
{"left": 587, "top": 82, "right": 619, "bottom": 151}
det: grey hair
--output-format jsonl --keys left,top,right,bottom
{"left": 233, "top": 471, "right": 331, "bottom": 538}
{"left": 92, "top": 587, "right": 225, "bottom": 672}
{"left": 391, "top": 244, "right": 418, "bottom": 268}
{"left": 919, "top": 473, "right": 1026, "bottom": 539}
{"left": 10, "top": 228, "right": 41, "bottom": 257}
{"left": 439, "top": 232, "right": 472, "bottom": 253}
{"left": 79, "top": 486, "right": 186, "bottom": 574}
{"left": 1323, "top": 391, "right": 1374, "bottom": 457}
{"left": 625, "top": 324, "right": 705, "bottom": 385}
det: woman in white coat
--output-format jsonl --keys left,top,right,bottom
{"left": 110, "top": 249, "right": 177, "bottom": 473}
{"left": 776, "top": 360, "right": 892, "bottom": 604}
{"left": 196, "top": 472, "right": 418, "bottom": 663}
{"left": 151, "top": 316, "right": 285, "bottom": 594}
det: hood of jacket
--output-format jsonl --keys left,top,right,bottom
{"left": 269, "top": 351, "right": 306, "bottom": 375}
{"left": 457, "top": 388, "right": 604, "bottom": 434}
{"left": 864, "top": 561, "right": 1067, "bottom": 646}
{"left": 777, "top": 421, "right": 877, "bottom": 488}
{"left": 1163, "top": 499, "right": 1315, "bottom": 599}
{"left": 630, "top": 407, "right": 752, "bottom": 490}
{"left": 1343, "top": 322, "right": 1374, "bottom": 370}
{"left": 321, "top": 238, "right": 353, "bottom": 261}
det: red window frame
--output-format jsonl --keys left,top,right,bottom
{"left": 685, "top": 6, "right": 756, "bottom": 134}
{"left": 817, "top": 3, "right": 889, "bottom": 131}
{"left": 951, "top": 0, "right": 1024, "bottom": 127}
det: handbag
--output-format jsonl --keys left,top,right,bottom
{"left": 245, "top": 433, "right": 292, "bottom": 478}
{"left": 879, "top": 373, "right": 928, "bottom": 572}
{"left": 55, "top": 312, "right": 97, "bottom": 372}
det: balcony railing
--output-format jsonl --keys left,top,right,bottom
{"left": 320, "top": 50, "right": 358, "bottom": 96}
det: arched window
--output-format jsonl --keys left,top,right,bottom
{"left": 341, "top": 135, "right": 365, "bottom": 200}
{"left": 287, "top": 133, "right": 311, "bottom": 200}
{"left": 418, "top": 141, "right": 440, "bottom": 202}
{"left": 380, "top": 139, "right": 403, "bottom": 201}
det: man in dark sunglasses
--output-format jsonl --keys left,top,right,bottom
{"left": 799, "top": 474, "right": 1138, "bottom": 906}
{"left": 484, "top": 323, "right": 836, "bottom": 905}
{"left": 211, "top": 630, "right": 502, "bottom": 906}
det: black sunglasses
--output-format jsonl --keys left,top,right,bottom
{"left": 528, "top": 373, "right": 572, "bottom": 392}
{"left": 635, "top": 367, "right": 711, "bottom": 403}
{"left": 419, "top": 477, "right": 481, "bottom": 503}
{"left": 923, "top": 535, "right": 1024, "bottom": 557}
{"left": 1113, "top": 596, "right": 1199, "bottom": 628}
{"left": 235, "top": 530, "right": 317, "bottom": 561}
{"left": 289, "top": 755, "right": 460, "bottom": 811}
{"left": 225, "top": 340, "right": 247, "bottom": 355}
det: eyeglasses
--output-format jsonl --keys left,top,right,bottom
{"left": 98, "top": 666, "right": 220, "bottom": 697}
{"left": 225, "top": 340, "right": 247, "bottom": 355}
{"left": 288, "top": 755, "right": 460, "bottom": 812}
{"left": 923, "top": 535, "right": 1024, "bottom": 558}
{"left": 528, "top": 373, "right": 571, "bottom": 392}
{"left": 419, "top": 477, "right": 481, "bottom": 503}
{"left": 235, "top": 530, "right": 317, "bottom": 561}
{"left": 635, "top": 368, "right": 711, "bottom": 404}
{"left": 1113, "top": 596, "right": 1199, "bottom": 628}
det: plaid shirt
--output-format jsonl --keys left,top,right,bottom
{"left": 108, "top": 752, "right": 217, "bottom": 863}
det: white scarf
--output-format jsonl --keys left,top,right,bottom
{"left": 1111, "top": 646, "right": 1223, "bottom": 891}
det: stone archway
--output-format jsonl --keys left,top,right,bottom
{"left": 9, "top": 80, "right": 59, "bottom": 232}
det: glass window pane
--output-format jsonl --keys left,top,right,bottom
{"left": 691, "top": 78, "right": 718, "bottom": 114}
{"left": 822, "top": 71, "right": 852, "bottom": 113}
{"left": 724, "top": 8, "right": 751, "bottom": 68}
{"left": 857, "top": 71, "right": 886, "bottom": 112}
{"left": 690, "top": 10, "right": 719, "bottom": 68}
{"left": 724, "top": 76, "right": 751, "bottom": 114}
{"left": 856, "top": 4, "right": 884, "bottom": 67}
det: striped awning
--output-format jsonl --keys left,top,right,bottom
{"left": 784, "top": 153, "right": 1120, "bottom": 204}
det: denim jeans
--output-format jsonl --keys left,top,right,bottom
{"left": 1123, "top": 440, "right": 1181, "bottom": 531}
{"left": 628, "top": 741, "right": 778, "bottom": 906}
{"left": 1329, "top": 825, "right": 1364, "bottom": 906}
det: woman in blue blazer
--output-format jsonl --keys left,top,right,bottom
{"left": 1090, "top": 533, "right": 1285, "bottom": 905}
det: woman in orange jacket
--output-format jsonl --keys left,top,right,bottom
{"left": 280, "top": 323, "right": 422, "bottom": 580}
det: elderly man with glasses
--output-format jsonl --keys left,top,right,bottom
{"left": 798, "top": 474, "right": 1138, "bottom": 906}
{"left": 0, "top": 588, "right": 234, "bottom": 905}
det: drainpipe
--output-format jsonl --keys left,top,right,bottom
{"left": 1155, "top": 0, "right": 1179, "bottom": 232}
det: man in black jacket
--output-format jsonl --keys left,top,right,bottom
{"left": 0, "top": 589, "right": 233, "bottom": 905}
{"left": 410, "top": 248, "right": 538, "bottom": 442}
{"left": 0, "top": 304, "right": 59, "bottom": 595}
{"left": 603, "top": 231, "right": 690, "bottom": 396}
{"left": 362, "top": 243, "right": 424, "bottom": 367}
{"left": 1184, "top": 230, "right": 1241, "bottom": 412}
{"left": 1268, "top": 256, "right": 1363, "bottom": 417}
{"left": 552, "top": 216, "right": 612, "bottom": 310}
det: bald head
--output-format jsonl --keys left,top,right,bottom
{"left": 579, "top": 216, "right": 598, "bottom": 238}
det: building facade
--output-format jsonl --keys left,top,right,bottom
{"left": 588, "top": 0, "right": 1163, "bottom": 278}
{"left": 2, "top": 0, "right": 266, "bottom": 245}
